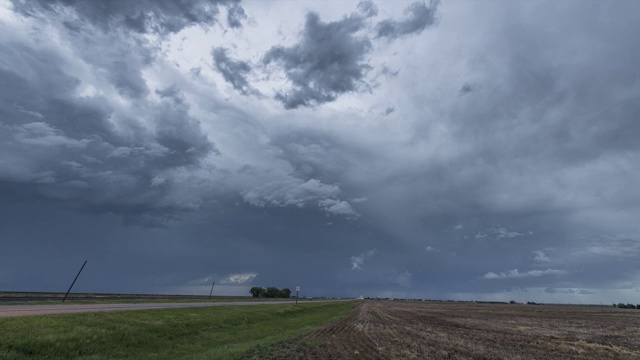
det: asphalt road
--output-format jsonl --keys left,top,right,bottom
{"left": 0, "top": 299, "right": 337, "bottom": 317}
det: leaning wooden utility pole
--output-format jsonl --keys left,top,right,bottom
{"left": 208, "top": 280, "right": 216, "bottom": 301}
{"left": 62, "top": 260, "right": 87, "bottom": 303}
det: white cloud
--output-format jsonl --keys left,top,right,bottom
{"left": 495, "top": 227, "right": 523, "bottom": 239}
{"left": 186, "top": 275, "right": 215, "bottom": 285}
{"left": 243, "top": 178, "right": 357, "bottom": 217}
{"left": 318, "top": 199, "right": 359, "bottom": 217}
{"left": 475, "top": 227, "right": 523, "bottom": 240}
{"left": 533, "top": 250, "right": 551, "bottom": 263}
{"left": 350, "top": 248, "right": 377, "bottom": 271}
{"left": 482, "top": 268, "right": 568, "bottom": 280}
{"left": 219, "top": 272, "right": 258, "bottom": 285}
{"left": 187, "top": 272, "right": 258, "bottom": 286}
{"left": 587, "top": 246, "right": 626, "bottom": 257}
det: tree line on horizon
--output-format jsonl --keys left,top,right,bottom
{"left": 249, "top": 286, "right": 292, "bottom": 298}
{"left": 614, "top": 303, "right": 639, "bottom": 309}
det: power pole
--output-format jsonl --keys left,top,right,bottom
{"left": 62, "top": 260, "right": 87, "bottom": 303}
{"left": 208, "top": 280, "right": 215, "bottom": 301}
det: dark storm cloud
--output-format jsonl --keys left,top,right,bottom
{"left": 66, "top": 19, "right": 154, "bottom": 98}
{"left": 376, "top": 1, "right": 640, "bottom": 298}
{"left": 3, "top": 0, "right": 640, "bottom": 303}
{"left": 0, "top": 38, "right": 214, "bottom": 226}
{"left": 110, "top": 58, "right": 151, "bottom": 99}
{"left": 375, "top": 0, "right": 439, "bottom": 40}
{"left": 226, "top": 2, "right": 247, "bottom": 28}
{"left": 459, "top": 83, "right": 473, "bottom": 95}
{"left": 384, "top": 106, "right": 395, "bottom": 115}
{"left": 11, "top": 0, "right": 243, "bottom": 34}
{"left": 12, "top": 4, "right": 146, "bottom": 99}
{"left": 212, "top": 47, "right": 256, "bottom": 95}
{"left": 257, "top": 1, "right": 442, "bottom": 108}
{"left": 263, "top": 12, "right": 372, "bottom": 109}
{"left": 10, "top": 0, "right": 246, "bottom": 99}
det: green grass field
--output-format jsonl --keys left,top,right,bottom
{"left": 0, "top": 301, "right": 356, "bottom": 360}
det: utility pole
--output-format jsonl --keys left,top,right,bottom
{"left": 208, "top": 280, "right": 215, "bottom": 301}
{"left": 62, "top": 260, "right": 87, "bottom": 303}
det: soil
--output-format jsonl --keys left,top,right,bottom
{"left": 247, "top": 300, "right": 640, "bottom": 360}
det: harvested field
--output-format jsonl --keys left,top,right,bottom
{"left": 246, "top": 300, "right": 640, "bottom": 359}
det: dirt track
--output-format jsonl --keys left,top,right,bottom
{"left": 248, "top": 300, "right": 640, "bottom": 360}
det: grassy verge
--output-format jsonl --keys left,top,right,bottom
{"left": 241, "top": 335, "right": 329, "bottom": 360}
{"left": 0, "top": 301, "right": 356, "bottom": 360}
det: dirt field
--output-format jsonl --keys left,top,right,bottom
{"left": 246, "top": 300, "right": 640, "bottom": 359}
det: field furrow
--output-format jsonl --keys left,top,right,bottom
{"left": 247, "top": 300, "right": 640, "bottom": 359}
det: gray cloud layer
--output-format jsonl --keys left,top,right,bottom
{"left": 357, "top": 0, "right": 379, "bottom": 18}
{"left": 2, "top": 0, "right": 640, "bottom": 303}
{"left": 375, "top": 0, "right": 439, "bottom": 39}
{"left": 213, "top": 1, "right": 441, "bottom": 108}
{"left": 12, "top": 0, "right": 243, "bottom": 34}
{"left": 262, "top": 12, "right": 372, "bottom": 109}
{"left": 212, "top": 47, "right": 256, "bottom": 95}
{"left": 0, "top": 25, "right": 215, "bottom": 226}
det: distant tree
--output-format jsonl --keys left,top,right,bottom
{"left": 252, "top": 286, "right": 293, "bottom": 298}
{"left": 615, "top": 303, "right": 638, "bottom": 309}
{"left": 249, "top": 287, "right": 266, "bottom": 298}
{"left": 280, "top": 288, "right": 292, "bottom": 298}
{"left": 265, "top": 287, "right": 280, "bottom": 298}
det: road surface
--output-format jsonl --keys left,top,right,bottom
{"left": 0, "top": 299, "right": 341, "bottom": 317}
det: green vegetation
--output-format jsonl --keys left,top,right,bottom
{"left": 0, "top": 301, "right": 355, "bottom": 360}
{"left": 249, "top": 287, "right": 291, "bottom": 298}
{"left": 614, "top": 303, "right": 640, "bottom": 309}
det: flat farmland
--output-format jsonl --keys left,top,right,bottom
{"left": 249, "top": 300, "right": 640, "bottom": 359}
{"left": 0, "top": 301, "right": 355, "bottom": 359}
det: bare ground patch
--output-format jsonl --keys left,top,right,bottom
{"left": 243, "top": 301, "right": 640, "bottom": 360}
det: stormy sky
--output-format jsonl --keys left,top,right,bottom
{"left": 1, "top": 0, "right": 639, "bottom": 304}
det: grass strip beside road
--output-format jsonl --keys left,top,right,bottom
{"left": 0, "top": 301, "right": 356, "bottom": 360}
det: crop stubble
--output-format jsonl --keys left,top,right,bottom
{"left": 249, "top": 300, "right": 640, "bottom": 359}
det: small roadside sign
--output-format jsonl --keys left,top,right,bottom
{"left": 295, "top": 286, "right": 300, "bottom": 292}
{"left": 295, "top": 286, "right": 300, "bottom": 305}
